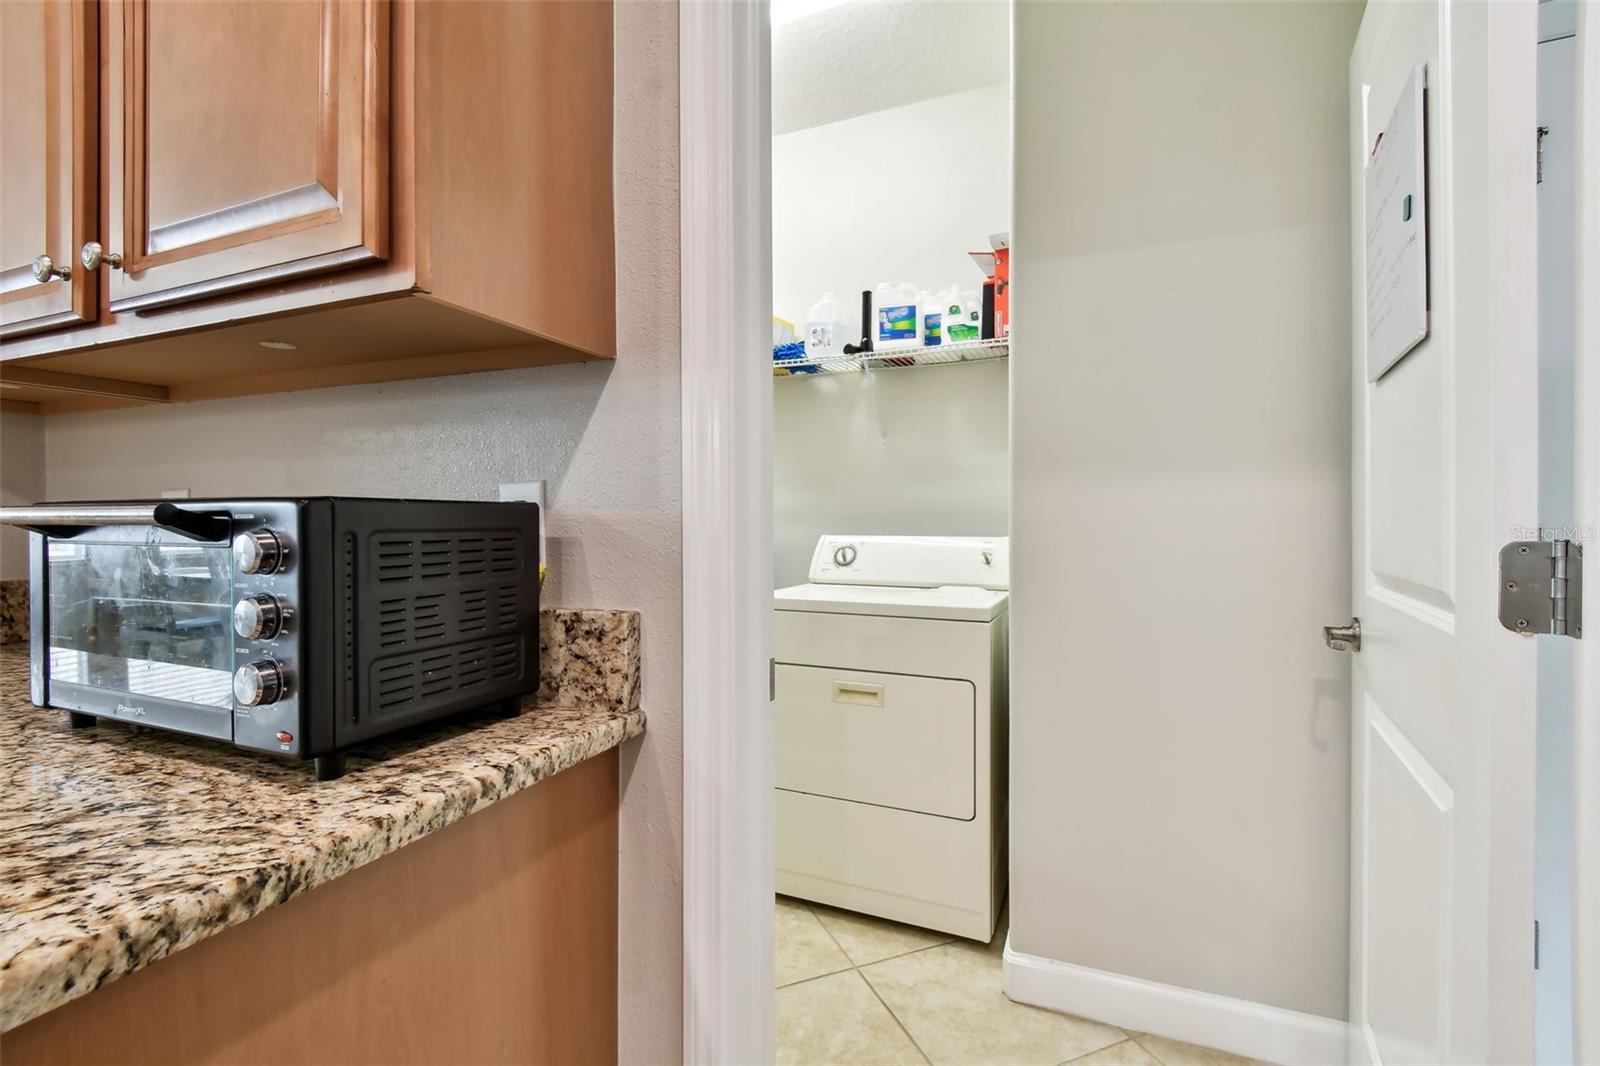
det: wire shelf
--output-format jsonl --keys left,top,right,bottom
{"left": 772, "top": 337, "right": 1009, "bottom": 377}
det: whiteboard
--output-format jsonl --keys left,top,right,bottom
{"left": 1365, "top": 65, "right": 1429, "bottom": 382}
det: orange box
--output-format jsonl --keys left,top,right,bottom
{"left": 969, "top": 233, "right": 1010, "bottom": 338}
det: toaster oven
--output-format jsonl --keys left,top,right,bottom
{"left": 0, "top": 498, "right": 541, "bottom": 780}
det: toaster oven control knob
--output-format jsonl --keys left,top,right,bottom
{"left": 233, "top": 660, "right": 284, "bottom": 707}
{"left": 233, "top": 594, "right": 285, "bottom": 640}
{"left": 233, "top": 529, "right": 286, "bottom": 575}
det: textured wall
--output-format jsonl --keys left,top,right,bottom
{"left": 37, "top": 1, "right": 684, "bottom": 1056}
{"left": 0, "top": 409, "right": 45, "bottom": 581}
{"left": 772, "top": 0, "right": 1008, "bottom": 136}
{"left": 1010, "top": 0, "right": 1359, "bottom": 1021}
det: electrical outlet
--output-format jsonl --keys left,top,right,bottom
{"left": 498, "top": 481, "right": 547, "bottom": 579}
{"left": 159, "top": 488, "right": 191, "bottom": 499}
{"left": 497, "top": 482, "right": 543, "bottom": 505}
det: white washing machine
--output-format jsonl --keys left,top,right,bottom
{"left": 774, "top": 534, "right": 1008, "bottom": 942}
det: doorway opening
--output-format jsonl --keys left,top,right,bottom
{"left": 767, "top": 1, "right": 1019, "bottom": 1060}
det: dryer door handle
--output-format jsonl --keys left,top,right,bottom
{"left": 832, "top": 681, "right": 884, "bottom": 707}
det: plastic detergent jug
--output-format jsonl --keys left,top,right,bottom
{"left": 805, "top": 293, "right": 845, "bottom": 357}
{"left": 874, "top": 282, "right": 921, "bottom": 351}
{"left": 921, "top": 289, "right": 942, "bottom": 347}
{"left": 944, "top": 285, "right": 983, "bottom": 344}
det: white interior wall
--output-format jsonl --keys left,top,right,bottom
{"left": 772, "top": 2, "right": 1010, "bottom": 587}
{"left": 772, "top": 84, "right": 1009, "bottom": 327}
{"left": 1535, "top": 2, "right": 1580, "bottom": 1061}
{"left": 1009, "top": 0, "right": 1360, "bottom": 1021}
{"left": 774, "top": 361, "right": 1008, "bottom": 587}
{"left": 0, "top": 408, "right": 45, "bottom": 580}
{"left": 28, "top": 3, "right": 684, "bottom": 1059}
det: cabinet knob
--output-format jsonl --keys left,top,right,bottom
{"left": 30, "top": 254, "right": 70, "bottom": 284}
{"left": 80, "top": 241, "right": 123, "bottom": 271}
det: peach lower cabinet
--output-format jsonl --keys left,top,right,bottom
{"left": 0, "top": 643, "right": 644, "bottom": 1066}
{"left": 6, "top": 755, "right": 619, "bottom": 1066}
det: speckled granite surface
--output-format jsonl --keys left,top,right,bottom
{"left": 0, "top": 580, "right": 25, "bottom": 645}
{"left": 0, "top": 608, "right": 644, "bottom": 1032}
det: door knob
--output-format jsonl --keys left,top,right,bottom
{"left": 80, "top": 241, "right": 122, "bottom": 271}
{"left": 30, "top": 254, "right": 69, "bottom": 283}
{"left": 1324, "top": 618, "right": 1361, "bottom": 652}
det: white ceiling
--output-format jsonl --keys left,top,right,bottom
{"left": 772, "top": 0, "right": 1011, "bottom": 136}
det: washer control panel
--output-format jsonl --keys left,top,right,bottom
{"left": 808, "top": 534, "right": 1011, "bottom": 589}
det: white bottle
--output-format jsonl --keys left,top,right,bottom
{"left": 944, "top": 284, "right": 983, "bottom": 345}
{"left": 805, "top": 292, "right": 845, "bottom": 357}
{"left": 920, "top": 288, "right": 942, "bottom": 347}
{"left": 873, "top": 282, "right": 921, "bottom": 351}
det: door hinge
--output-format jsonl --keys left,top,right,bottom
{"left": 1499, "top": 539, "right": 1583, "bottom": 638}
{"left": 1537, "top": 126, "right": 1550, "bottom": 184}
{"left": 769, "top": 657, "right": 776, "bottom": 702}
{"left": 1534, "top": 919, "right": 1541, "bottom": 970}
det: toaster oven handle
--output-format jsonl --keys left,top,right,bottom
{"left": 0, "top": 503, "right": 232, "bottom": 542}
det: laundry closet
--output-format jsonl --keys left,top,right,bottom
{"left": 769, "top": 0, "right": 1014, "bottom": 998}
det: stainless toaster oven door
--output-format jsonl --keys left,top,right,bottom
{"left": 45, "top": 533, "right": 236, "bottom": 738}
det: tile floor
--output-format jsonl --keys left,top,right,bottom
{"left": 775, "top": 896, "right": 1271, "bottom": 1066}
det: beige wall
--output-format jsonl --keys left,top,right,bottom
{"left": 774, "top": 361, "right": 1008, "bottom": 588}
{"left": 0, "top": 408, "right": 45, "bottom": 580}
{"left": 1010, "top": 0, "right": 1360, "bottom": 1020}
{"left": 34, "top": 2, "right": 683, "bottom": 1057}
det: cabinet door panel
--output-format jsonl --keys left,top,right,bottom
{"left": 144, "top": 2, "right": 324, "bottom": 235}
{"left": 108, "top": 0, "right": 388, "bottom": 313}
{"left": 0, "top": 0, "right": 97, "bottom": 338}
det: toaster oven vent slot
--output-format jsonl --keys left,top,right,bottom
{"left": 371, "top": 638, "right": 523, "bottom": 715}
{"left": 376, "top": 539, "right": 415, "bottom": 583}
{"left": 373, "top": 532, "right": 525, "bottom": 584}
{"left": 412, "top": 593, "right": 445, "bottom": 642}
{"left": 418, "top": 650, "right": 455, "bottom": 698}
{"left": 375, "top": 588, "right": 523, "bottom": 650}
{"left": 377, "top": 598, "right": 407, "bottom": 648}
{"left": 492, "top": 642, "right": 519, "bottom": 673}
{"left": 456, "top": 537, "right": 487, "bottom": 577}
{"left": 460, "top": 588, "right": 488, "bottom": 635}
{"left": 419, "top": 538, "right": 451, "bottom": 580}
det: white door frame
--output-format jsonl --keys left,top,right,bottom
{"left": 679, "top": 0, "right": 775, "bottom": 1062}
{"left": 1575, "top": 3, "right": 1600, "bottom": 1062}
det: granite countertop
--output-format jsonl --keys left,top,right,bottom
{"left": 0, "top": 609, "right": 645, "bottom": 1032}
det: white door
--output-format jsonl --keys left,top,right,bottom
{"left": 1348, "top": 3, "right": 1540, "bottom": 1064}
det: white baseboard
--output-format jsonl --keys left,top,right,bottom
{"left": 1002, "top": 936, "right": 1349, "bottom": 1065}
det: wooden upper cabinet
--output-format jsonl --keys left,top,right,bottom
{"left": 0, "top": 0, "right": 97, "bottom": 338}
{"left": 103, "top": 0, "right": 389, "bottom": 312}
{"left": 0, "top": 0, "right": 615, "bottom": 412}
